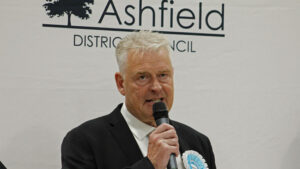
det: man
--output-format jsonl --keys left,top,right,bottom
{"left": 61, "top": 31, "right": 216, "bottom": 169}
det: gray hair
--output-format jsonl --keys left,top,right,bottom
{"left": 115, "top": 30, "right": 170, "bottom": 75}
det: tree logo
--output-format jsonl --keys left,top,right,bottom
{"left": 43, "top": 0, "right": 94, "bottom": 27}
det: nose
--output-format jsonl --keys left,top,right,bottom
{"left": 150, "top": 78, "right": 162, "bottom": 93}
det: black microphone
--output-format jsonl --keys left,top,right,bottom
{"left": 153, "top": 101, "right": 178, "bottom": 169}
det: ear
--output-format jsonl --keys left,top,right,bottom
{"left": 115, "top": 72, "right": 125, "bottom": 96}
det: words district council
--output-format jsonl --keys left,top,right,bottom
{"left": 74, "top": 34, "right": 197, "bottom": 53}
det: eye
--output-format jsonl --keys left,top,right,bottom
{"left": 139, "top": 75, "right": 146, "bottom": 80}
{"left": 159, "top": 73, "right": 168, "bottom": 79}
{"left": 135, "top": 74, "right": 150, "bottom": 85}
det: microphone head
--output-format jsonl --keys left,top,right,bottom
{"left": 153, "top": 101, "right": 169, "bottom": 120}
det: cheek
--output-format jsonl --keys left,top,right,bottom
{"left": 164, "top": 83, "right": 174, "bottom": 94}
{"left": 164, "top": 85, "right": 174, "bottom": 105}
{"left": 129, "top": 85, "right": 145, "bottom": 101}
{"left": 136, "top": 88, "right": 147, "bottom": 100}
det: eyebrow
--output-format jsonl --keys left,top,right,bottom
{"left": 135, "top": 70, "right": 171, "bottom": 75}
{"left": 136, "top": 72, "right": 148, "bottom": 75}
{"left": 157, "top": 70, "right": 171, "bottom": 74}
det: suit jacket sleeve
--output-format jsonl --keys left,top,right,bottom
{"left": 61, "top": 130, "right": 96, "bottom": 169}
{"left": 61, "top": 126, "right": 155, "bottom": 169}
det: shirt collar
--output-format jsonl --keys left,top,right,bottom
{"left": 121, "top": 103, "right": 155, "bottom": 140}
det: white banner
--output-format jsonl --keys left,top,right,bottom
{"left": 0, "top": 0, "right": 299, "bottom": 169}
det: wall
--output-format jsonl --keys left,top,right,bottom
{"left": 0, "top": 0, "right": 299, "bottom": 169}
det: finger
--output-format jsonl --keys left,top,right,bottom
{"left": 152, "top": 123, "right": 174, "bottom": 134}
{"left": 151, "top": 124, "right": 177, "bottom": 138}
{"left": 161, "top": 138, "right": 179, "bottom": 146}
{"left": 149, "top": 130, "right": 178, "bottom": 145}
{"left": 151, "top": 125, "right": 173, "bottom": 137}
{"left": 167, "top": 144, "right": 180, "bottom": 156}
{"left": 158, "top": 137, "right": 179, "bottom": 155}
{"left": 160, "top": 129, "right": 178, "bottom": 139}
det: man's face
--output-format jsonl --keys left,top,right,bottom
{"left": 115, "top": 48, "right": 174, "bottom": 126}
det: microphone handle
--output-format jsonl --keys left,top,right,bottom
{"left": 168, "top": 154, "right": 178, "bottom": 169}
{"left": 155, "top": 118, "right": 178, "bottom": 169}
{"left": 155, "top": 118, "right": 170, "bottom": 126}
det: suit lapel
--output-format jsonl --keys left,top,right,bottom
{"left": 107, "top": 104, "right": 144, "bottom": 165}
{"left": 172, "top": 120, "right": 190, "bottom": 155}
{"left": 106, "top": 105, "right": 191, "bottom": 164}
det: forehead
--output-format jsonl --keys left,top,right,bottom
{"left": 126, "top": 48, "right": 173, "bottom": 73}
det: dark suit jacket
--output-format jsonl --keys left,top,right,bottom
{"left": 61, "top": 104, "right": 216, "bottom": 169}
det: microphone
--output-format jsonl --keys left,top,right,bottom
{"left": 153, "top": 101, "right": 178, "bottom": 169}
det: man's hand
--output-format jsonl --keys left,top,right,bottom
{"left": 147, "top": 123, "right": 179, "bottom": 169}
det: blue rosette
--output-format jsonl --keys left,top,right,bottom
{"left": 182, "top": 150, "right": 208, "bottom": 169}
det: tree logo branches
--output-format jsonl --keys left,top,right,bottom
{"left": 43, "top": 0, "right": 94, "bottom": 27}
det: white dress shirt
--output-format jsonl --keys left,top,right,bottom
{"left": 121, "top": 103, "right": 185, "bottom": 169}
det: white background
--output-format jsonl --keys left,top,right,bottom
{"left": 0, "top": 0, "right": 299, "bottom": 169}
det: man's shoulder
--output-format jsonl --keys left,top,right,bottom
{"left": 64, "top": 104, "right": 123, "bottom": 139}
{"left": 71, "top": 115, "right": 108, "bottom": 134}
{"left": 63, "top": 114, "right": 109, "bottom": 145}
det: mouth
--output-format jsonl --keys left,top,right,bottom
{"left": 145, "top": 98, "right": 164, "bottom": 103}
